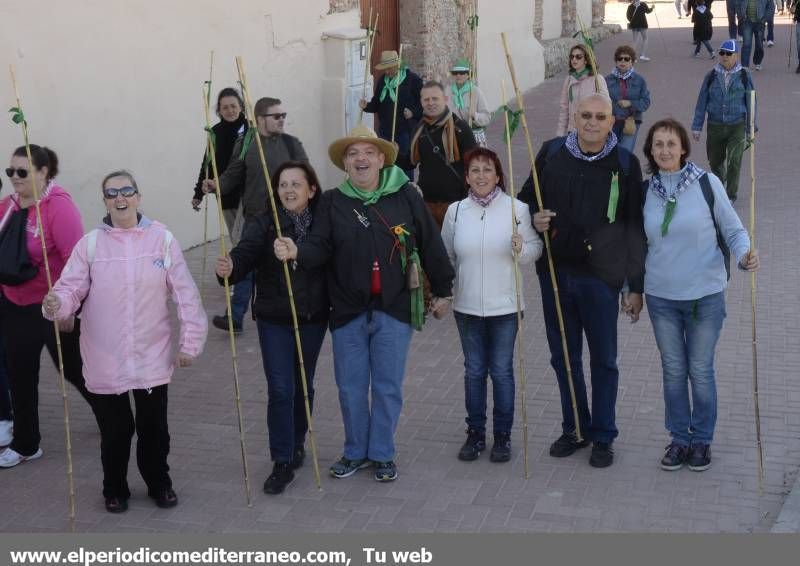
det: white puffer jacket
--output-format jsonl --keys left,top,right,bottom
{"left": 441, "top": 192, "right": 543, "bottom": 317}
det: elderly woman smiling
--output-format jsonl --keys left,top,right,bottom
{"left": 43, "top": 170, "right": 207, "bottom": 513}
{"left": 274, "top": 125, "right": 454, "bottom": 483}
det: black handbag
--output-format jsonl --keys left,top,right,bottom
{"left": 0, "top": 207, "right": 39, "bottom": 285}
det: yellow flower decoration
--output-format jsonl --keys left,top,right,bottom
{"left": 392, "top": 224, "right": 410, "bottom": 236}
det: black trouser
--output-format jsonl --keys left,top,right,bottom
{"left": 0, "top": 323, "right": 11, "bottom": 420}
{"left": 90, "top": 384, "right": 171, "bottom": 499}
{"left": 0, "top": 299, "right": 92, "bottom": 456}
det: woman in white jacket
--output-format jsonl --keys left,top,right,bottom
{"left": 441, "top": 148, "right": 542, "bottom": 463}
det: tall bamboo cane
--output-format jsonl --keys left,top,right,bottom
{"left": 9, "top": 65, "right": 76, "bottom": 531}
{"left": 467, "top": 1, "right": 479, "bottom": 129}
{"left": 575, "top": 12, "right": 601, "bottom": 92}
{"left": 747, "top": 89, "right": 764, "bottom": 493}
{"left": 235, "top": 56, "right": 322, "bottom": 490}
{"left": 359, "top": 8, "right": 379, "bottom": 124}
{"left": 501, "top": 80, "right": 530, "bottom": 478}
{"left": 202, "top": 83, "right": 253, "bottom": 507}
{"left": 501, "top": 33, "right": 583, "bottom": 442}
{"left": 650, "top": 3, "right": 669, "bottom": 56}
{"left": 200, "top": 51, "right": 215, "bottom": 303}
{"left": 390, "top": 44, "right": 405, "bottom": 145}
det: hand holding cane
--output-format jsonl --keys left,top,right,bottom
{"left": 236, "top": 56, "right": 323, "bottom": 490}
{"left": 9, "top": 65, "right": 77, "bottom": 531}
{"left": 203, "top": 82, "right": 253, "bottom": 506}
{"left": 501, "top": 33, "right": 583, "bottom": 442}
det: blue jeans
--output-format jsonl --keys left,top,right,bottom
{"left": 538, "top": 271, "right": 620, "bottom": 443}
{"left": 741, "top": 19, "right": 766, "bottom": 67}
{"left": 646, "top": 292, "right": 726, "bottom": 446}
{"left": 726, "top": 0, "right": 739, "bottom": 38}
{"left": 454, "top": 311, "right": 518, "bottom": 434}
{"left": 230, "top": 271, "right": 253, "bottom": 326}
{"left": 331, "top": 311, "right": 413, "bottom": 462}
{"left": 257, "top": 320, "right": 327, "bottom": 463}
{"left": 767, "top": 10, "right": 775, "bottom": 42}
{"left": 614, "top": 122, "right": 640, "bottom": 154}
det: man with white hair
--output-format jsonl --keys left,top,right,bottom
{"left": 519, "top": 93, "right": 647, "bottom": 469}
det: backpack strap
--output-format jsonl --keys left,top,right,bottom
{"left": 281, "top": 134, "right": 297, "bottom": 162}
{"left": 698, "top": 173, "right": 731, "bottom": 280}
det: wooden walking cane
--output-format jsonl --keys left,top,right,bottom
{"left": 358, "top": 8, "right": 379, "bottom": 124}
{"left": 501, "top": 80, "right": 530, "bottom": 479}
{"left": 9, "top": 65, "right": 77, "bottom": 531}
{"left": 202, "top": 83, "right": 253, "bottom": 507}
{"left": 467, "top": 1, "right": 479, "bottom": 129}
{"left": 390, "top": 44, "right": 405, "bottom": 145}
{"left": 501, "top": 33, "right": 583, "bottom": 442}
{"left": 575, "top": 12, "right": 602, "bottom": 92}
{"left": 747, "top": 89, "right": 765, "bottom": 492}
{"left": 200, "top": 51, "right": 215, "bottom": 303}
{"left": 235, "top": 56, "right": 323, "bottom": 490}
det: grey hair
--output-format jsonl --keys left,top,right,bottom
{"left": 576, "top": 92, "right": 613, "bottom": 112}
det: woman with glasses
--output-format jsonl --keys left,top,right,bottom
{"left": 557, "top": 44, "right": 608, "bottom": 137}
{"left": 43, "top": 170, "right": 207, "bottom": 513}
{"left": 0, "top": 145, "right": 94, "bottom": 469}
{"left": 449, "top": 58, "right": 492, "bottom": 147}
{"left": 605, "top": 45, "right": 651, "bottom": 153}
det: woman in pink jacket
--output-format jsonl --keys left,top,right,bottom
{"left": 43, "top": 170, "right": 207, "bottom": 514}
{"left": 556, "top": 44, "right": 609, "bottom": 137}
{"left": 0, "top": 145, "right": 93, "bottom": 469}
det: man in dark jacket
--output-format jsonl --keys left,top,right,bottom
{"left": 408, "top": 80, "right": 476, "bottom": 227}
{"left": 519, "top": 93, "right": 646, "bottom": 469}
{"left": 359, "top": 50, "right": 423, "bottom": 174}
{"left": 203, "top": 96, "right": 309, "bottom": 333}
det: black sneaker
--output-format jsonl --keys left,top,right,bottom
{"left": 796, "top": 63, "right": 800, "bottom": 74}
{"left": 589, "top": 442, "right": 614, "bottom": 468}
{"left": 263, "top": 462, "right": 295, "bottom": 494}
{"left": 150, "top": 487, "right": 178, "bottom": 508}
{"left": 687, "top": 443, "right": 712, "bottom": 472}
{"left": 212, "top": 314, "right": 242, "bottom": 334}
{"left": 489, "top": 431, "right": 511, "bottom": 463}
{"left": 458, "top": 428, "right": 486, "bottom": 461}
{"left": 329, "top": 456, "right": 371, "bottom": 478}
{"left": 549, "top": 433, "right": 590, "bottom": 458}
{"left": 292, "top": 445, "right": 305, "bottom": 470}
{"left": 104, "top": 496, "right": 129, "bottom": 514}
{"left": 660, "top": 443, "right": 689, "bottom": 471}
{"left": 373, "top": 460, "right": 398, "bottom": 482}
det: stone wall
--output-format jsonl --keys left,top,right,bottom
{"left": 399, "top": 0, "right": 461, "bottom": 82}
{"left": 328, "top": 0, "right": 359, "bottom": 13}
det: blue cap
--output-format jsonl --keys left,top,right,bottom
{"left": 719, "top": 39, "right": 738, "bottom": 53}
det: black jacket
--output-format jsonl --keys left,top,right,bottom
{"left": 627, "top": 2, "right": 653, "bottom": 29}
{"left": 518, "top": 138, "right": 646, "bottom": 293}
{"left": 363, "top": 70, "right": 423, "bottom": 140}
{"left": 411, "top": 113, "right": 476, "bottom": 203}
{"left": 297, "top": 181, "right": 454, "bottom": 329}
{"left": 223, "top": 209, "right": 329, "bottom": 325}
{"left": 692, "top": 7, "right": 714, "bottom": 42}
{"left": 192, "top": 114, "right": 248, "bottom": 209}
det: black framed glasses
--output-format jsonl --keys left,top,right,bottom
{"left": 579, "top": 112, "right": 609, "bottom": 121}
{"left": 616, "top": 56, "right": 632, "bottom": 62}
{"left": 261, "top": 112, "right": 287, "bottom": 119}
{"left": 451, "top": 70, "right": 469, "bottom": 76}
{"left": 570, "top": 54, "right": 585, "bottom": 60}
{"left": 5, "top": 167, "right": 29, "bottom": 179}
{"left": 718, "top": 51, "right": 734, "bottom": 56}
{"left": 103, "top": 186, "right": 138, "bottom": 199}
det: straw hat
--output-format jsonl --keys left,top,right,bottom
{"left": 328, "top": 124, "right": 397, "bottom": 171}
{"left": 374, "top": 50, "right": 401, "bottom": 71}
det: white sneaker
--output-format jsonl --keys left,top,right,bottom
{"left": 0, "top": 447, "right": 42, "bottom": 468}
{"left": 639, "top": 55, "right": 651, "bottom": 61}
{"left": 755, "top": 64, "right": 762, "bottom": 71}
{"left": 767, "top": 40, "right": 774, "bottom": 47}
{"left": 0, "top": 420, "right": 12, "bottom": 446}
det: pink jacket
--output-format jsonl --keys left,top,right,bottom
{"left": 556, "top": 73, "right": 609, "bottom": 136}
{"left": 45, "top": 217, "right": 208, "bottom": 395}
{"left": 0, "top": 183, "right": 83, "bottom": 306}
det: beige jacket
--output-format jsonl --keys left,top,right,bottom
{"left": 556, "top": 73, "right": 609, "bottom": 136}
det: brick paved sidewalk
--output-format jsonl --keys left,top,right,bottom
{"left": 1, "top": 6, "right": 798, "bottom": 532}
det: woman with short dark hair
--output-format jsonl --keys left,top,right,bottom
{"left": 638, "top": 118, "right": 759, "bottom": 472}
{"left": 605, "top": 45, "right": 651, "bottom": 153}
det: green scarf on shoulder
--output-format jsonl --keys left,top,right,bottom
{"left": 379, "top": 67, "right": 408, "bottom": 103}
{"left": 450, "top": 80, "right": 473, "bottom": 111}
{"left": 337, "top": 166, "right": 409, "bottom": 205}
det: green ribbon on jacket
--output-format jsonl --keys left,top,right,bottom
{"left": 607, "top": 172, "right": 619, "bottom": 223}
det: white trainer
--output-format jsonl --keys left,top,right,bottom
{"left": 639, "top": 55, "right": 651, "bottom": 61}
{"left": 0, "top": 420, "right": 12, "bottom": 447}
{"left": 0, "top": 447, "right": 42, "bottom": 468}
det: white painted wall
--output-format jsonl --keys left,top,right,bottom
{"left": 476, "top": 0, "right": 543, "bottom": 112}
{"left": 577, "top": 0, "right": 594, "bottom": 30}
{"left": 0, "top": 0, "right": 359, "bottom": 248}
{"left": 541, "top": 0, "right": 563, "bottom": 40}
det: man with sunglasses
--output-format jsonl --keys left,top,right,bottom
{"left": 518, "top": 93, "right": 646, "bottom": 469}
{"left": 203, "top": 96, "right": 308, "bottom": 333}
{"left": 448, "top": 58, "right": 491, "bottom": 147}
{"left": 691, "top": 39, "right": 756, "bottom": 203}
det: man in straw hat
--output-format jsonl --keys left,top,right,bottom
{"left": 359, "top": 50, "right": 423, "bottom": 173}
{"left": 274, "top": 124, "right": 453, "bottom": 482}
{"left": 449, "top": 57, "right": 492, "bottom": 147}
{"left": 519, "top": 93, "right": 646, "bottom": 469}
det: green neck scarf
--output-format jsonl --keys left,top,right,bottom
{"left": 450, "top": 80, "right": 473, "bottom": 110}
{"left": 569, "top": 67, "right": 590, "bottom": 80}
{"left": 337, "top": 166, "right": 409, "bottom": 206}
{"left": 379, "top": 67, "right": 408, "bottom": 103}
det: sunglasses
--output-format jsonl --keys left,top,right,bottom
{"left": 579, "top": 112, "right": 609, "bottom": 121}
{"left": 103, "top": 186, "right": 138, "bottom": 199}
{"left": 261, "top": 112, "right": 287, "bottom": 119}
{"left": 451, "top": 70, "right": 469, "bottom": 76}
{"left": 616, "top": 56, "right": 632, "bottom": 62}
{"left": 718, "top": 51, "right": 734, "bottom": 56}
{"left": 570, "top": 54, "right": 585, "bottom": 60}
{"left": 5, "top": 167, "right": 29, "bottom": 179}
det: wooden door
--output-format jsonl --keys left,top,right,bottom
{"left": 360, "top": 0, "right": 399, "bottom": 71}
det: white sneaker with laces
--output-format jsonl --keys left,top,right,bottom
{"left": 0, "top": 420, "right": 12, "bottom": 446}
{"left": 767, "top": 40, "right": 774, "bottom": 47}
{"left": 0, "top": 447, "right": 42, "bottom": 468}
{"left": 755, "top": 64, "right": 762, "bottom": 70}
{"left": 639, "top": 55, "right": 651, "bottom": 61}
